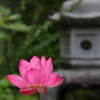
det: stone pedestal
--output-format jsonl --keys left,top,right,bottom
{"left": 40, "top": 69, "right": 100, "bottom": 100}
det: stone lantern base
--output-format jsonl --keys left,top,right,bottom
{"left": 40, "top": 69, "right": 100, "bottom": 100}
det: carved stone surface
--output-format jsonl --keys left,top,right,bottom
{"left": 60, "top": 30, "right": 71, "bottom": 58}
{"left": 60, "top": 27, "right": 100, "bottom": 66}
{"left": 40, "top": 69, "right": 100, "bottom": 100}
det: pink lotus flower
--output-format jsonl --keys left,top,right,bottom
{"left": 6, "top": 56, "right": 63, "bottom": 95}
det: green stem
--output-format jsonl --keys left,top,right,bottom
{"left": 37, "top": 92, "right": 40, "bottom": 100}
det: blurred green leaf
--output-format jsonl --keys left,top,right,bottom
{"left": 8, "top": 14, "right": 21, "bottom": 20}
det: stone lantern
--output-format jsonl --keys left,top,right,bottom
{"left": 40, "top": 0, "right": 100, "bottom": 100}
{"left": 50, "top": 0, "right": 100, "bottom": 67}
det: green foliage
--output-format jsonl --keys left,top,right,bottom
{"left": 0, "top": 3, "right": 62, "bottom": 75}
{"left": 0, "top": 5, "right": 32, "bottom": 76}
{"left": 65, "top": 0, "right": 82, "bottom": 12}
{"left": 0, "top": 5, "right": 31, "bottom": 32}
{"left": 0, "top": 0, "right": 64, "bottom": 99}
{"left": 20, "top": 0, "right": 65, "bottom": 24}
{"left": 0, "top": 77, "right": 14, "bottom": 100}
{"left": 0, "top": 77, "right": 38, "bottom": 100}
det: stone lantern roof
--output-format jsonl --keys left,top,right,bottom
{"left": 62, "top": 0, "right": 100, "bottom": 19}
{"left": 50, "top": 0, "right": 100, "bottom": 26}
